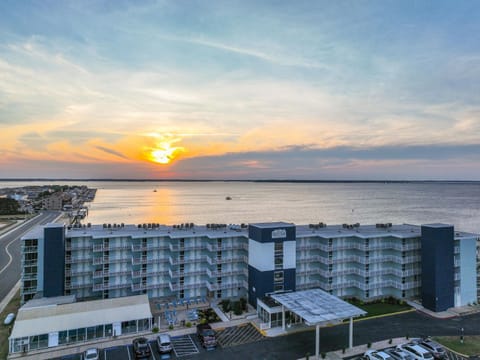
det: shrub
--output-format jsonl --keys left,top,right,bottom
{"left": 240, "top": 297, "right": 247, "bottom": 311}
{"left": 233, "top": 300, "right": 243, "bottom": 315}
{"left": 388, "top": 339, "right": 392, "bottom": 344}
{"left": 169, "top": 325, "right": 174, "bottom": 330}
{"left": 367, "top": 342, "right": 371, "bottom": 348}
{"left": 342, "top": 348, "right": 346, "bottom": 354}
{"left": 321, "top": 352, "right": 326, "bottom": 359}
{"left": 306, "top": 352, "right": 310, "bottom": 360}
{"left": 152, "top": 327, "right": 159, "bottom": 333}
{"left": 220, "top": 299, "right": 231, "bottom": 313}
{"left": 185, "top": 322, "right": 192, "bottom": 328}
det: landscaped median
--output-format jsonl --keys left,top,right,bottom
{"left": 433, "top": 336, "right": 480, "bottom": 357}
{"left": 346, "top": 297, "right": 414, "bottom": 320}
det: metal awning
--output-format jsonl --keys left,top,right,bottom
{"left": 270, "top": 288, "right": 366, "bottom": 325}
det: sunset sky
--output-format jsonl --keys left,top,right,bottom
{"left": 1, "top": 1, "right": 480, "bottom": 180}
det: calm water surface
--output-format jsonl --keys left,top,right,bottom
{"left": 1, "top": 181, "right": 479, "bottom": 233}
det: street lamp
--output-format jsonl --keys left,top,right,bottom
{"left": 460, "top": 327, "right": 464, "bottom": 344}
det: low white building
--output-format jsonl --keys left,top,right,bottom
{"left": 8, "top": 294, "right": 152, "bottom": 354}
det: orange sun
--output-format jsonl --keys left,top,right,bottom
{"left": 148, "top": 142, "right": 184, "bottom": 164}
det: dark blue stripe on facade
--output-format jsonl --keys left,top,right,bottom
{"left": 43, "top": 226, "right": 66, "bottom": 297}
{"left": 420, "top": 224, "right": 454, "bottom": 312}
{"left": 247, "top": 266, "right": 296, "bottom": 306}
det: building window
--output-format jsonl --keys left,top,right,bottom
{"left": 274, "top": 284, "right": 284, "bottom": 292}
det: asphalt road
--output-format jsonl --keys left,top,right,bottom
{"left": 0, "top": 211, "right": 62, "bottom": 302}
{"left": 51, "top": 311, "right": 480, "bottom": 360}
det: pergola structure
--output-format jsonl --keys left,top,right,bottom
{"left": 270, "top": 289, "right": 366, "bottom": 360}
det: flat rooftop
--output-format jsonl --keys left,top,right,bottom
{"left": 21, "top": 222, "right": 479, "bottom": 241}
{"left": 11, "top": 295, "right": 152, "bottom": 339}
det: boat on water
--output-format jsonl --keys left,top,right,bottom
{"left": 225, "top": 196, "right": 232, "bottom": 200}
{"left": 153, "top": 189, "right": 157, "bottom": 192}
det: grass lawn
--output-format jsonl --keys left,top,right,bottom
{"left": 433, "top": 336, "right": 480, "bottom": 356}
{"left": 348, "top": 299, "right": 412, "bottom": 318}
{"left": 0, "top": 290, "right": 21, "bottom": 359}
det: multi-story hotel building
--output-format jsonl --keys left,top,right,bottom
{"left": 21, "top": 221, "right": 479, "bottom": 312}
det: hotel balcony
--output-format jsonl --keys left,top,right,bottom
{"left": 132, "top": 282, "right": 168, "bottom": 291}
{"left": 132, "top": 256, "right": 169, "bottom": 265}
{"left": 297, "top": 267, "right": 420, "bottom": 278}
{"left": 65, "top": 282, "right": 91, "bottom": 290}
{"left": 93, "top": 244, "right": 131, "bottom": 252}
{"left": 169, "top": 281, "right": 205, "bottom": 291}
{"left": 297, "top": 242, "right": 420, "bottom": 252}
{"left": 206, "top": 243, "right": 248, "bottom": 252}
{"left": 65, "top": 244, "right": 91, "bottom": 251}
{"left": 206, "top": 255, "right": 248, "bottom": 266}
{"left": 66, "top": 256, "right": 91, "bottom": 264}
{"left": 205, "top": 280, "right": 248, "bottom": 291}
{"left": 206, "top": 268, "right": 248, "bottom": 278}
{"left": 21, "top": 286, "right": 37, "bottom": 295}
{"left": 93, "top": 256, "right": 130, "bottom": 265}
{"left": 93, "top": 270, "right": 131, "bottom": 279}
{"left": 93, "top": 282, "right": 131, "bottom": 291}
{"left": 132, "top": 244, "right": 169, "bottom": 252}
{"left": 168, "top": 268, "right": 205, "bottom": 278}
{"left": 21, "top": 259, "right": 38, "bottom": 267}
{"left": 21, "top": 245, "right": 38, "bottom": 253}
{"left": 168, "top": 255, "right": 206, "bottom": 266}
{"left": 22, "top": 273, "right": 38, "bottom": 281}
{"left": 132, "top": 269, "right": 169, "bottom": 278}
{"left": 169, "top": 243, "right": 205, "bottom": 252}
{"left": 65, "top": 270, "right": 92, "bottom": 277}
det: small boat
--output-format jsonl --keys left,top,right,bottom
{"left": 153, "top": 189, "right": 157, "bottom": 192}
{"left": 225, "top": 196, "right": 232, "bottom": 200}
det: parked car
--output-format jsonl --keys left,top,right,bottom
{"left": 385, "top": 347, "right": 414, "bottom": 360}
{"left": 418, "top": 339, "right": 446, "bottom": 359}
{"left": 365, "top": 350, "right": 395, "bottom": 360}
{"left": 3, "top": 313, "right": 15, "bottom": 325}
{"left": 156, "top": 333, "right": 173, "bottom": 354}
{"left": 397, "top": 344, "right": 434, "bottom": 360}
{"left": 83, "top": 348, "right": 99, "bottom": 360}
{"left": 197, "top": 323, "right": 217, "bottom": 349}
{"left": 132, "top": 337, "right": 151, "bottom": 359}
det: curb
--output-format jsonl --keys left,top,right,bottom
{"left": 0, "top": 280, "right": 20, "bottom": 314}
{"left": 353, "top": 308, "right": 417, "bottom": 322}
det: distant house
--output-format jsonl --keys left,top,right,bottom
{"left": 42, "top": 193, "right": 63, "bottom": 210}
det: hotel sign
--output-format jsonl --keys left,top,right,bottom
{"left": 271, "top": 229, "right": 287, "bottom": 239}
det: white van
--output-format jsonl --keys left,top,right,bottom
{"left": 397, "top": 344, "right": 434, "bottom": 360}
{"left": 157, "top": 333, "right": 173, "bottom": 354}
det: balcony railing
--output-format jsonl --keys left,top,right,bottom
{"left": 205, "top": 280, "right": 248, "bottom": 291}
{"left": 65, "top": 244, "right": 91, "bottom": 251}
{"left": 168, "top": 256, "right": 207, "bottom": 265}
{"left": 66, "top": 256, "right": 90, "bottom": 264}
{"left": 21, "top": 259, "right": 38, "bottom": 267}
{"left": 93, "top": 244, "right": 131, "bottom": 252}
{"left": 296, "top": 242, "right": 420, "bottom": 252}
{"left": 132, "top": 257, "right": 169, "bottom": 265}
{"left": 169, "top": 281, "right": 205, "bottom": 291}
{"left": 93, "top": 283, "right": 131, "bottom": 291}
{"left": 206, "top": 243, "right": 248, "bottom": 252}
{"left": 21, "top": 286, "right": 37, "bottom": 294}
{"left": 131, "top": 283, "right": 168, "bottom": 291}
{"left": 22, "top": 273, "right": 38, "bottom": 281}
{"left": 168, "top": 269, "right": 206, "bottom": 278}
{"left": 206, "top": 268, "right": 248, "bottom": 278}
{"left": 21, "top": 245, "right": 38, "bottom": 253}
{"left": 66, "top": 270, "right": 92, "bottom": 277}
{"left": 169, "top": 244, "right": 205, "bottom": 252}
{"left": 93, "top": 270, "right": 131, "bottom": 278}
{"left": 206, "top": 255, "right": 248, "bottom": 266}
{"left": 65, "top": 282, "right": 91, "bottom": 290}
{"left": 131, "top": 270, "right": 169, "bottom": 278}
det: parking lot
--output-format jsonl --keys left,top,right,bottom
{"left": 216, "top": 323, "right": 263, "bottom": 348}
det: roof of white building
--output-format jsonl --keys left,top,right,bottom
{"left": 270, "top": 289, "right": 366, "bottom": 326}
{"left": 10, "top": 295, "right": 152, "bottom": 339}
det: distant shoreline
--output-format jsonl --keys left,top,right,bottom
{"left": 0, "top": 179, "right": 479, "bottom": 184}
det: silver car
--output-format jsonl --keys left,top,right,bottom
{"left": 83, "top": 348, "right": 99, "bottom": 360}
{"left": 157, "top": 333, "right": 173, "bottom": 354}
{"left": 385, "top": 348, "right": 415, "bottom": 360}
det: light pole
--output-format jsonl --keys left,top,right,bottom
{"left": 460, "top": 327, "right": 464, "bottom": 344}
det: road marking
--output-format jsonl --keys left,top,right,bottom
{"left": 127, "top": 345, "right": 132, "bottom": 360}
{"left": 149, "top": 343, "right": 157, "bottom": 360}
{"left": 0, "top": 236, "right": 18, "bottom": 275}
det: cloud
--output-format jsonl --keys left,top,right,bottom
{"left": 94, "top": 145, "right": 128, "bottom": 160}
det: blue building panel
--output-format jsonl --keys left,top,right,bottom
{"left": 421, "top": 224, "right": 454, "bottom": 312}
{"left": 248, "top": 222, "right": 296, "bottom": 243}
{"left": 43, "top": 225, "right": 66, "bottom": 297}
{"left": 247, "top": 266, "right": 296, "bottom": 306}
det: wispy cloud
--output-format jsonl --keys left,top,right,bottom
{"left": 94, "top": 146, "right": 128, "bottom": 160}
